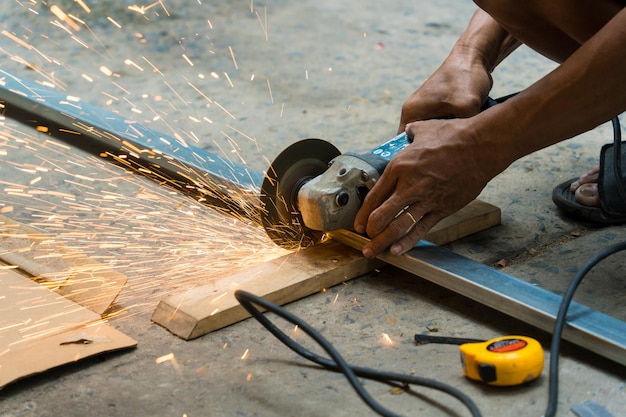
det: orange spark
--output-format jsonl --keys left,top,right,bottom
{"left": 155, "top": 352, "right": 175, "bottom": 364}
{"left": 107, "top": 17, "right": 122, "bottom": 29}
{"left": 228, "top": 46, "right": 238, "bottom": 70}
{"left": 182, "top": 54, "right": 194, "bottom": 67}
{"left": 255, "top": 6, "right": 268, "bottom": 41}
{"left": 266, "top": 78, "right": 273, "bottom": 104}
{"left": 74, "top": 0, "right": 91, "bottom": 13}
{"left": 50, "top": 5, "right": 81, "bottom": 32}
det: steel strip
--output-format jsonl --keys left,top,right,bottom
{"left": 330, "top": 230, "right": 626, "bottom": 366}
{"left": 0, "top": 69, "right": 264, "bottom": 223}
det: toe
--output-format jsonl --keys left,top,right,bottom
{"left": 574, "top": 183, "right": 601, "bottom": 207}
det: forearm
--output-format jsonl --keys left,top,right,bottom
{"left": 450, "top": 8, "right": 521, "bottom": 74}
{"left": 475, "top": 7, "right": 626, "bottom": 174}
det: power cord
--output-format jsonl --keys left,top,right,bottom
{"left": 235, "top": 239, "right": 626, "bottom": 417}
{"left": 235, "top": 289, "right": 482, "bottom": 417}
{"left": 543, "top": 240, "right": 626, "bottom": 417}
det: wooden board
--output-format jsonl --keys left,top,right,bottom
{"left": 152, "top": 200, "right": 500, "bottom": 339}
{"left": 0, "top": 268, "right": 136, "bottom": 389}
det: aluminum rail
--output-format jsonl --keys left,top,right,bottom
{"left": 0, "top": 69, "right": 264, "bottom": 223}
{"left": 2, "top": 70, "right": 625, "bottom": 365}
{"left": 330, "top": 230, "right": 626, "bottom": 366}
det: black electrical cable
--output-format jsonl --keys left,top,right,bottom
{"left": 543, "top": 115, "right": 626, "bottom": 416}
{"left": 543, "top": 240, "right": 626, "bottom": 417}
{"left": 610, "top": 117, "right": 626, "bottom": 203}
{"left": 235, "top": 290, "right": 482, "bottom": 417}
{"left": 236, "top": 239, "right": 626, "bottom": 417}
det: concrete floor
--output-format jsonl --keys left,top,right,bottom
{"left": 0, "top": 1, "right": 625, "bottom": 416}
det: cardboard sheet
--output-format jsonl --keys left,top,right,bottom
{"left": 0, "top": 215, "right": 127, "bottom": 315}
{"left": 0, "top": 268, "right": 136, "bottom": 389}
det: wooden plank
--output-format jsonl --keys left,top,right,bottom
{"left": 0, "top": 215, "right": 127, "bottom": 315}
{"left": 152, "top": 200, "right": 500, "bottom": 339}
{"left": 152, "top": 240, "right": 384, "bottom": 340}
{"left": 0, "top": 268, "right": 136, "bottom": 389}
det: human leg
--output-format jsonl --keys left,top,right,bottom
{"left": 473, "top": 0, "right": 625, "bottom": 63}
{"left": 475, "top": 0, "right": 625, "bottom": 219}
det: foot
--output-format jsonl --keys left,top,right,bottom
{"left": 570, "top": 168, "right": 601, "bottom": 207}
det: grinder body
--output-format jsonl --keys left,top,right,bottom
{"left": 297, "top": 132, "right": 410, "bottom": 232}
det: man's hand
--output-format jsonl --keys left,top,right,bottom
{"left": 397, "top": 51, "right": 493, "bottom": 133}
{"left": 354, "top": 117, "right": 498, "bottom": 258}
{"left": 354, "top": 9, "right": 520, "bottom": 258}
{"left": 397, "top": 9, "right": 519, "bottom": 133}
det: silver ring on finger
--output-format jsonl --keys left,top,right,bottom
{"left": 403, "top": 210, "right": 419, "bottom": 235}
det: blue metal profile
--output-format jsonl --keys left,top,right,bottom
{"left": 330, "top": 229, "right": 626, "bottom": 366}
{"left": 0, "top": 69, "right": 264, "bottom": 222}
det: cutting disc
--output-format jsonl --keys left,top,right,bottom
{"left": 261, "top": 138, "right": 341, "bottom": 250}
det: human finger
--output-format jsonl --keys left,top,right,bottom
{"left": 389, "top": 211, "right": 442, "bottom": 256}
{"left": 354, "top": 173, "right": 398, "bottom": 235}
{"left": 361, "top": 206, "right": 424, "bottom": 258}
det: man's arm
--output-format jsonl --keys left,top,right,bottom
{"left": 451, "top": 8, "right": 520, "bottom": 73}
{"left": 477, "top": 7, "right": 626, "bottom": 176}
{"left": 397, "top": 9, "right": 520, "bottom": 131}
{"left": 357, "top": 8, "right": 626, "bottom": 258}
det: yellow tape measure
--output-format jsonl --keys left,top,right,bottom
{"left": 460, "top": 336, "right": 544, "bottom": 386}
{"left": 415, "top": 334, "right": 544, "bottom": 386}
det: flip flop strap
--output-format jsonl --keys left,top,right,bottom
{"left": 599, "top": 117, "right": 626, "bottom": 215}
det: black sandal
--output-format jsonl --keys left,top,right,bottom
{"left": 552, "top": 117, "right": 626, "bottom": 225}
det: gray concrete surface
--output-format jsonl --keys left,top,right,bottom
{"left": 0, "top": 1, "right": 625, "bottom": 416}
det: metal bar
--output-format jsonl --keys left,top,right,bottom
{"left": 330, "top": 230, "right": 626, "bottom": 366}
{"left": 0, "top": 69, "right": 264, "bottom": 223}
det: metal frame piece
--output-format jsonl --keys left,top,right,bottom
{"left": 1, "top": 70, "right": 625, "bottom": 365}
{"left": 330, "top": 230, "right": 626, "bottom": 366}
{"left": 0, "top": 69, "right": 264, "bottom": 223}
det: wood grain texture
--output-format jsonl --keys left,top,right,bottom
{"left": 152, "top": 200, "right": 500, "bottom": 340}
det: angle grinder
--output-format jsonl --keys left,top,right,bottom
{"left": 260, "top": 96, "right": 511, "bottom": 250}
{"left": 260, "top": 133, "right": 409, "bottom": 250}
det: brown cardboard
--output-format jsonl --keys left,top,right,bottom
{"left": 0, "top": 268, "right": 136, "bottom": 389}
{"left": 0, "top": 215, "right": 126, "bottom": 315}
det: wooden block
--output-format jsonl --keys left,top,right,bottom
{"left": 0, "top": 215, "right": 127, "bottom": 315}
{"left": 152, "top": 200, "right": 500, "bottom": 339}
{"left": 0, "top": 268, "right": 136, "bottom": 389}
{"left": 426, "top": 200, "right": 500, "bottom": 245}
{"left": 151, "top": 240, "right": 385, "bottom": 339}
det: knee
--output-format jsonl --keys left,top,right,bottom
{"left": 473, "top": 0, "right": 539, "bottom": 21}
{"left": 472, "top": 0, "right": 544, "bottom": 31}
